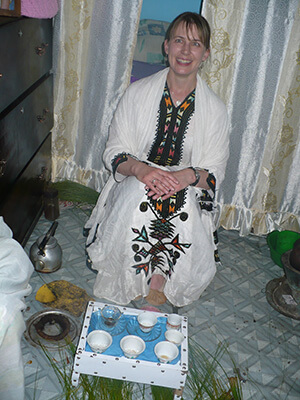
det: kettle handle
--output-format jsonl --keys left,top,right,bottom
{"left": 38, "top": 221, "right": 58, "bottom": 255}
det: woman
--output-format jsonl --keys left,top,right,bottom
{"left": 85, "top": 12, "right": 229, "bottom": 307}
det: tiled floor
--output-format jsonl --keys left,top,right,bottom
{"left": 22, "top": 205, "right": 300, "bottom": 399}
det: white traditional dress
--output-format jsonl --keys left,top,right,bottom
{"left": 85, "top": 68, "right": 229, "bottom": 307}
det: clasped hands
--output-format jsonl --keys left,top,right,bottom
{"left": 136, "top": 164, "right": 194, "bottom": 201}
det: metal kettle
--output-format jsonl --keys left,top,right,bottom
{"left": 29, "top": 221, "right": 62, "bottom": 273}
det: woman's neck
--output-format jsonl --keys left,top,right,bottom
{"left": 166, "top": 72, "right": 197, "bottom": 104}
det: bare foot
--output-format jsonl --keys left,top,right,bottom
{"left": 150, "top": 274, "right": 166, "bottom": 291}
{"left": 145, "top": 289, "right": 167, "bottom": 305}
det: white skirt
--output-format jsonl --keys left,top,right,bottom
{"left": 86, "top": 176, "right": 217, "bottom": 307}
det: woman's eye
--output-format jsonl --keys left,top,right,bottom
{"left": 175, "top": 38, "right": 183, "bottom": 43}
{"left": 193, "top": 41, "right": 201, "bottom": 47}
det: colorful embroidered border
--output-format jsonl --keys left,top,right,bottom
{"left": 147, "top": 188, "right": 187, "bottom": 219}
{"left": 199, "top": 172, "right": 216, "bottom": 212}
{"left": 111, "top": 152, "right": 128, "bottom": 179}
{"left": 147, "top": 83, "right": 195, "bottom": 166}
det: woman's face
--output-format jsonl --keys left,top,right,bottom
{"left": 164, "top": 22, "right": 210, "bottom": 80}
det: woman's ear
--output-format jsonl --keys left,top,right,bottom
{"left": 202, "top": 48, "right": 210, "bottom": 62}
{"left": 163, "top": 39, "right": 169, "bottom": 56}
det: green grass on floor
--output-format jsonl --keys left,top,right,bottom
{"left": 39, "top": 339, "right": 244, "bottom": 400}
{"left": 51, "top": 180, "right": 99, "bottom": 205}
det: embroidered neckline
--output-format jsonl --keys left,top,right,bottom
{"left": 147, "top": 82, "right": 195, "bottom": 167}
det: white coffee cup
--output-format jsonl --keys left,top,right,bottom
{"left": 165, "top": 329, "right": 184, "bottom": 346}
{"left": 137, "top": 311, "right": 157, "bottom": 333}
{"left": 154, "top": 341, "right": 179, "bottom": 363}
{"left": 120, "top": 335, "right": 146, "bottom": 359}
{"left": 166, "top": 313, "right": 181, "bottom": 330}
{"left": 87, "top": 330, "right": 112, "bottom": 353}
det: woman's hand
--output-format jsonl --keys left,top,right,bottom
{"left": 146, "top": 168, "right": 196, "bottom": 200}
{"left": 134, "top": 162, "right": 180, "bottom": 199}
{"left": 116, "top": 156, "right": 179, "bottom": 198}
{"left": 146, "top": 168, "right": 209, "bottom": 200}
{"left": 117, "top": 157, "right": 208, "bottom": 201}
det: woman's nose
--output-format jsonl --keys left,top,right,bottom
{"left": 181, "top": 42, "right": 191, "bottom": 54}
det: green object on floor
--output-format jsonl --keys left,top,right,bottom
{"left": 267, "top": 230, "right": 300, "bottom": 268}
{"left": 51, "top": 180, "right": 99, "bottom": 205}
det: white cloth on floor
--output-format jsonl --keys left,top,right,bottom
{"left": 0, "top": 217, "right": 34, "bottom": 400}
{"left": 85, "top": 68, "right": 229, "bottom": 307}
{"left": 0, "top": 312, "right": 26, "bottom": 400}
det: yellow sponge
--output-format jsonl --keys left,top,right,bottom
{"left": 35, "top": 280, "right": 94, "bottom": 317}
{"left": 36, "top": 284, "right": 57, "bottom": 303}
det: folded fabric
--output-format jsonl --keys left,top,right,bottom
{"left": 0, "top": 217, "right": 34, "bottom": 399}
{"left": 0, "top": 217, "right": 34, "bottom": 346}
{"left": 0, "top": 312, "right": 26, "bottom": 400}
{"left": 21, "top": 0, "right": 59, "bottom": 19}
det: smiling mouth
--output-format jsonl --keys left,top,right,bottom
{"left": 177, "top": 58, "right": 192, "bottom": 65}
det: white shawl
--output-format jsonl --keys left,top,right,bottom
{"left": 86, "top": 68, "right": 229, "bottom": 238}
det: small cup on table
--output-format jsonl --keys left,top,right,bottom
{"left": 100, "top": 305, "right": 122, "bottom": 327}
{"left": 166, "top": 313, "right": 181, "bottom": 330}
{"left": 165, "top": 329, "right": 184, "bottom": 346}
{"left": 120, "top": 335, "right": 146, "bottom": 359}
{"left": 87, "top": 330, "right": 112, "bottom": 353}
{"left": 137, "top": 311, "right": 157, "bottom": 333}
{"left": 154, "top": 341, "right": 179, "bottom": 363}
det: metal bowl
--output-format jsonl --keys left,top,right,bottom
{"left": 24, "top": 309, "right": 79, "bottom": 349}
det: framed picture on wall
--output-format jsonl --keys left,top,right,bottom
{"left": 0, "top": 0, "right": 21, "bottom": 17}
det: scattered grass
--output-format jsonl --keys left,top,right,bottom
{"left": 38, "top": 338, "right": 243, "bottom": 400}
{"left": 40, "top": 340, "right": 135, "bottom": 399}
{"left": 151, "top": 385, "right": 174, "bottom": 399}
{"left": 186, "top": 338, "right": 243, "bottom": 400}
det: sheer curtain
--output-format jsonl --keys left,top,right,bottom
{"left": 52, "top": 0, "right": 143, "bottom": 191}
{"left": 201, "top": 0, "right": 300, "bottom": 235}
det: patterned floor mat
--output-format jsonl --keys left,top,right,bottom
{"left": 22, "top": 205, "right": 300, "bottom": 400}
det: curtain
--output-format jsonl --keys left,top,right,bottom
{"left": 201, "top": 0, "right": 300, "bottom": 235}
{"left": 52, "top": 0, "right": 143, "bottom": 191}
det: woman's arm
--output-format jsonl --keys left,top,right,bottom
{"left": 118, "top": 161, "right": 210, "bottom": 201}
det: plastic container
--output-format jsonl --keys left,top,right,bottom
{"left": 267, "top": 230, "right": 300, "bottom": 268}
